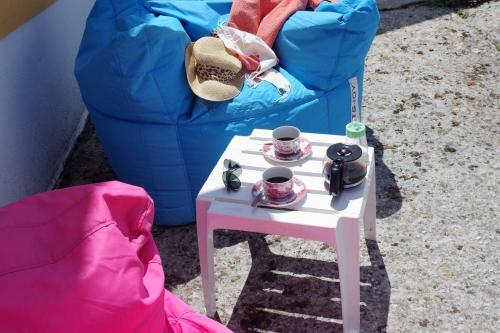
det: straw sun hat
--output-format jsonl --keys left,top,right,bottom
{"left": 185, "top": 37, "right": 244, "bottom": 101}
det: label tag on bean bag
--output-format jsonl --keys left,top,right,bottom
{"left": 349, "top": 76, "right": 360, "bottom": 122}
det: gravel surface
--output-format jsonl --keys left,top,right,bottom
{"left": 362, "top": 2, "right": 499, "bottom": 332}
{"left": 57, "top": 2, "right": 500, "bottom": 332}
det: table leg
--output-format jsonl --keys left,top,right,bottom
{"left": 336, "top": 217, "right": 360, "bottom": 333}
{"left": 363, "top": 173, "right": 377, "bottom": 240}
{"left": 196, "top": 200, "right": 216, "bottom": 317}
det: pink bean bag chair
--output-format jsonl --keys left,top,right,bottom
{"left": 0, "top": 181, "right": 232, "bottom": 333}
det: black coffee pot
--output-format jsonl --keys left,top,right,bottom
{"left": 323, "top": 143, "right": 368, "bottom": 196}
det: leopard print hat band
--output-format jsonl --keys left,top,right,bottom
{"left": 195, "top": 63, "right": 237, "bottom": 83}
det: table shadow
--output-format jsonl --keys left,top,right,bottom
{"left": 154, "top": 226, "right": 390, "bottom": 332}
{"left": 216, "top": 233, "right": 391, "bottom": 333}
{"left": 366, "top": 126, "right": 403, "bottom": 219}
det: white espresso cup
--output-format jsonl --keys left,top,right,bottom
{"left": 272, "top": 126, "right": 301, "bottom": 155}
{"left": 262, "top": 166, "right": 294, "bottom": 199}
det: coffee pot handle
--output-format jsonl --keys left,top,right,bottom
{"left": 329, "top": 158, "right": 344, "bottom": 196}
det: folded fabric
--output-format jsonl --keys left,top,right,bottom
{"left": 0, "top": 181, "right": 232, "bottom": 333}
{"left": 228, "top": 0, "right": 336, "bottom": 47}
{"left": 216, "top": 25, "right": 274, "bottom": 73}
{"left": 215, "top": 25, "right": 290, "bottom": 98}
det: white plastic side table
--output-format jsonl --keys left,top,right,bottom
{"left": 196, "top": 129, "right": 376, "bottom": 333}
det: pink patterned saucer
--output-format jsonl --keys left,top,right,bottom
{"left": 262, "top": 137, "right": 312, "bottom": 163}
{"left": 251, "top": 177, "right": 307, "bottom": 208}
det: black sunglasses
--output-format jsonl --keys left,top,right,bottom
{"left": 222, "top": 159, "right": 242, "bottom": 191}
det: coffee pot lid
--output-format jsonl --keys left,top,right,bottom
{"left": 326, "top": 143, "right": 362, "bottom": 162}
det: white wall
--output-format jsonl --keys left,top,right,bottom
{"left": 0, "top": 0, "right": 94, "bottom": 206}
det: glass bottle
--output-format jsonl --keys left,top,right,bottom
{"left": 345, "top": 121, "right": 368, "bottom": 150}
{"left": 343, "top": 121, "right": 369, "bottom": 188}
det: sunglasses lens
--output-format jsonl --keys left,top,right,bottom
{"left": 223, "top": 159, "right": 233, "bottom": 169}
{"left": 224, "top": 159, "right": 241, "bottom": 172}
{"left": 231, "top": 167, "right": 242, "bottom": 177}
{"left": 222, "top": 171, "right": 241, "bottom": 190}
{"left": 229, "top": 177, "right": 241, "bottom": 190}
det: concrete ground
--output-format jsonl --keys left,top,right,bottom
{"left": 57, "top": 1, "right": 499, "bottom": 332}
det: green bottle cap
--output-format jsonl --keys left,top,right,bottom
{"left": 346, "top": 121, "right": 366, "bottom": 138}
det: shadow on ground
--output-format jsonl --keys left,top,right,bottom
{"left": 378, "top": 1, "right": 489, "bottom": 35}
{"left": 224, "top": 235, "right": 390, "bottom": 333}
{"left": 366, "top": 127, "right": 403, "bottom": 219}
{"left": 154, "top": 228, "right": 390, "bottom": 332}
{"left": 56, "top": 120, "right": 116, "bottom": 188}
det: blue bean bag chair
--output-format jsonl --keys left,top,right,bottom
{"left": 75, "top": 0, "right": 379, "bottom": 226}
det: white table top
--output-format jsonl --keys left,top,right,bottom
{"left": 197, "top": 129, "right": 375, "bottom": 227}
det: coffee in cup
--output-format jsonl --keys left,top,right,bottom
{"left": 272, "top": 126, "right": 301, "bottom": 155}
{"left": 262, "top": 166, "right": 294, "bottom": 199}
